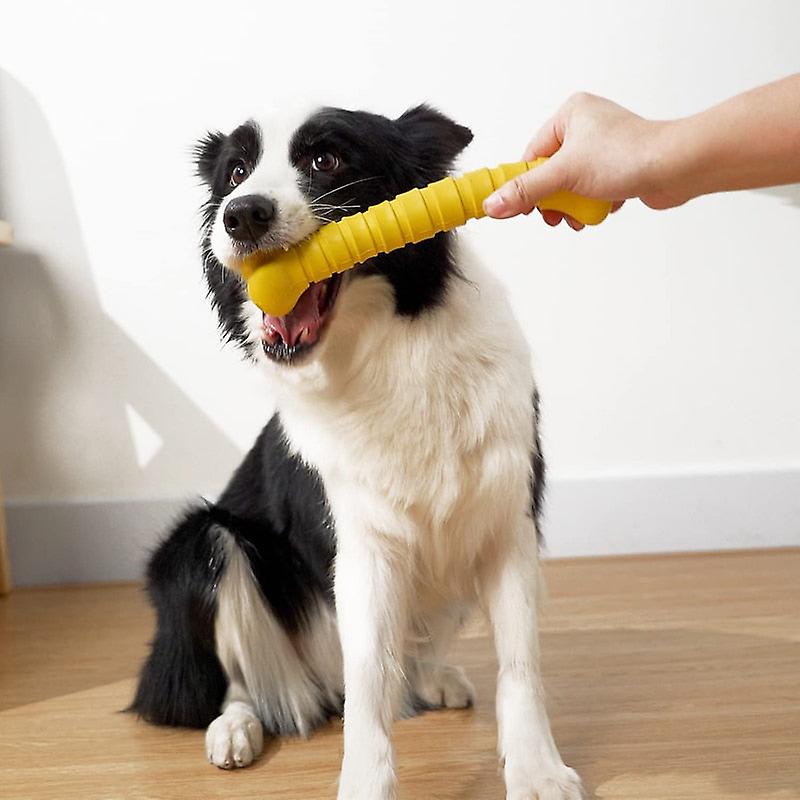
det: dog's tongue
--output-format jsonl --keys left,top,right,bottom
{"left": 263, "top": 282, "right": 325, "bottom": 347}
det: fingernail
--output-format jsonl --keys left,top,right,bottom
{"left": 483, "top": 192, "right": 507, "bottom": 217}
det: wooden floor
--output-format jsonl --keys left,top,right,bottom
{"left": 1, "top": 549, "right": 798, "bottom": 800}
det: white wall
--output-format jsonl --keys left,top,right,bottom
{"left": 2, "top": 1, "right": 799, "bottom": 582}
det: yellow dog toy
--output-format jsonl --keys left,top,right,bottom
{"left": 242, "top": 159, "right": 611, "bottom": 316}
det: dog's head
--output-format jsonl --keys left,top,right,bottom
{"left": 196, "top": 105, "right": 472, "bottom": 366}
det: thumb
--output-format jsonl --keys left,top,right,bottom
{"left": 483, "top": 157, "right": 567, "bottom": 219}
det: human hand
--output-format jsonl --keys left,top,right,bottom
{"left": 483, "top": 92, "right": 684, "bottom": 229}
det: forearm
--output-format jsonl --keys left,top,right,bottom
{"left": 654, "top": 74, "right": 800, "bottom": 205}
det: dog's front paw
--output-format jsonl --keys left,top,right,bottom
{"left": 415, "top": 664, "right": 476, "bottom": 709}
{"left": 507, "top": 764, "right": 585, "bottom": 800}
{"left": 205, "top": 702, "right": 264, "bottom": 769}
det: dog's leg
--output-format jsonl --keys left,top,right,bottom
{"left": 483, "top": 519, "right": 584, "bottom": 800}
{"left": 205, "top": 681, "right": 264, "bottom": 769}
{"left": 335, "top": 525, "right": 408, "bottom": 800}
{"left": 406, "top": 606, "right": 475, "bottom": 712}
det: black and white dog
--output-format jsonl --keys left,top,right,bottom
{"left": 132, "top": 104, "right": 583, "bottom": 800}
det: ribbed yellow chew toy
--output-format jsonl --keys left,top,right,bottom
{"left": 242, "top": 159, "right": 611, "bottom": 316}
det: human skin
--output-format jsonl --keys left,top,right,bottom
{"left": 484, "top": 75, "right": 800, "bottom": 230}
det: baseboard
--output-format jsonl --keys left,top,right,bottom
{"left": 5, "top": 496, "right": 190, "bottom": 587}
{"left": 541, "top": 467, "right": 800, "bottom": 557}
{"left": 6, "top": 468, "right": 800, "bottom": 586}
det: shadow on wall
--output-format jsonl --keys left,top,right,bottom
{"left": 0, "top": 69, "right": 242, "bottom": 504}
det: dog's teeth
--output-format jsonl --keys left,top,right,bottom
{"left": 300, "top": 327, "right": 315, "bottom": 345}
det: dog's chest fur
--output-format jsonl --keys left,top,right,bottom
{"left": 268, "top": 245, "right": 536, "bottom": 592}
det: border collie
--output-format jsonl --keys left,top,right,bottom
{"left": 131, "top": 104, "right": 583, "bottom": 800}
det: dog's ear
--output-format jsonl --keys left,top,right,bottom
{"left": 194, "top": 131, "right": 226, "bottom": 186}
{"left": 395, "top": 104, "right": 473, "bottom": 179}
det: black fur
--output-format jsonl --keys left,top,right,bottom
{"left": 129, "top": 506, "right": 228, "bottom": 727}
{"left": 288, "top": 105, "right": 473, "bottom": 316}
{"left": 131, "top": 415, "right": 335, "bottom": 728}
{"left": 531, "top": 389, "right": 546, "bottom": 542}
{"left": 213, "top": 415, "right": 336, "bottom": 629}
{"left": 196, "top": 120, "right": 263, "bottom": 350}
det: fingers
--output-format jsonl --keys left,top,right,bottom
{"left": 483, "top": 157, "right": 566, "bottom": 218}
{"left": 485, "top": 91, "right": 632, "bottom": 229}
{"left": 543, "top": 202, "right": 623, "bottom": 230}
{"left": 540, "top": 209, "right": 563, "bottom": 226}
{"left": 522, "top": 115, "right": 563, "bottom": 161}
{"left": 540, "top": 210, "right": 584, "bottom": 230}
{"left": 565, "top": 215, "right": 584, "bottom": 231}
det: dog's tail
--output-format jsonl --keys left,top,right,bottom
{"left": 128, "top": 503, "right": 228, "bottom": 728}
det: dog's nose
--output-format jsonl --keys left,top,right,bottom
{"left": 223, "top": 195, "right": 276, "bottom": 243}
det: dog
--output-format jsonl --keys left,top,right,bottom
{"left": 131, "top": 103, "right": 583, "bottom": 800}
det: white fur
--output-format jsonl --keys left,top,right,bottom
{"left": 209, "top": 112, "right": 582, "bottom": 798}
{"left": 209, "top": 108, "right": 320, "bottom": 268}
{"left": 213, "top": 529, "right": 341, "bottom": 745}
{"left": 206, "top": 700, "right": 263, "bottom": 769}
{"left": 273, "top": 247, "right": 579, "bottom": 799}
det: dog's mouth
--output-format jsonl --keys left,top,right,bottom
{"left": 259, "top": 273, "right": 342, "bottom": 363}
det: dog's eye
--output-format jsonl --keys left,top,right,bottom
{"left": 229, "top": 162, "right": 249, "bottom": 187}
{"left": 311, "top": 152, "right": 339, "bottom": 172}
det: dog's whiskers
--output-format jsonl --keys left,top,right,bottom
{"left": 310, "top": 198, "right": 361, "bottom": 222}
{"left": 311, "top": 202, "right": 360, "bottom": 210}
{"left": 310, "top": 176, "right": 380, "bottom": 204}
{"left": 310, "top": 206, "right": 361, "bottom": 216}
